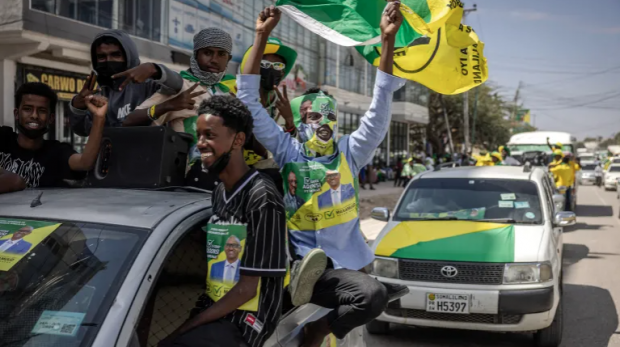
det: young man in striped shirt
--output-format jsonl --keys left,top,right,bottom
{"left": 159, "top": 95, "right": 286, "bottom": 347}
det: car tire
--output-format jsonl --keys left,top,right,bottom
{"left": 534, "top": 294, "right": 563, "bottom": 347}
{"left": 365, "top": 320, "right": 390, "bottom": 335}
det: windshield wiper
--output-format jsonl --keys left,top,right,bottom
{"left": 410, "top": 217, "right": 459, "bottom": 221}
{"left": 478, "top": 218, "right": 539, "bottom": 224}
{"left": 478, "top": 218, "right": 517, "bottom": 223}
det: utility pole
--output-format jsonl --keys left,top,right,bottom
{"left": 511, "top": 81, "right": 522, "bottom": 120}
{"left": 462, "top": 4, "right": 477, "bottom": 153}
{"left": 440, "top": 96, "right": 455, "bottom": 154}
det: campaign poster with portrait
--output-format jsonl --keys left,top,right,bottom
{"left": 204, "top": 219, "right": 259, "bottom": 311}
{"left": 282, "top": 153, "right": 359, "bottom": 231}
{"left": 0, "top": 218, "right": 61, "bottom": 271}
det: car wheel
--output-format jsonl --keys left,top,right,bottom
{"left": 365, "top": 320, "right": 390, "bottom": 335}
{"left": 534, "top": 295, "right": 563, "bottom": 347}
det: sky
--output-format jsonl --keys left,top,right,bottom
{"left": 469, "top": 0, "right": 620, "bottom": 140}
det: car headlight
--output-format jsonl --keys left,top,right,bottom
{"left": 369, "top": 257, "right": 399, "bottom": 278}
{"left": 503, "top": 263, "right": 553, "bottom": 284}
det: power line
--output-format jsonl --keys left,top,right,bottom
{"left": 532, "top": 91, "right": 620, "bottom": 110}
{"left": 522, "top": 64, "right": 620, "bottom": 87}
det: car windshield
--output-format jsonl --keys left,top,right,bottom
{"left": 609, "top": 166, "right": 620, "bottom": 173}
{"left": 578, "top": 156, "right": 595, "bottom": 162}
{"left": 582, "top": 164, "right": 597, "bottom": 171}
{"left": 0, "top": 218, "right": 147, "bottom": 347}
{"left": 395, "top": 178, "right": 543, "bottom": 224}
{"left": 508, "top": 144, "right": 574, "bottom": 154}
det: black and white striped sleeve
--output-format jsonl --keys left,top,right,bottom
{"left": 240, "top": 200, "right": 287, "bottom": 277}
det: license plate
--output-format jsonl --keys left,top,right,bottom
{"left": 426, "top": 293, "right": 470, "bottom": 314}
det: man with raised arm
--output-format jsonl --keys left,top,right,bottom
{"left": 239, "top": 3, "right": 407, "bottom": 346}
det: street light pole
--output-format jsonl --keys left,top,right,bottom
{"left": 462, "top": 4, "right": 477, "bottom": 154}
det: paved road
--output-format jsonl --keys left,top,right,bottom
{"left": 365, "top": 185, "right": 620, "bottom": 347}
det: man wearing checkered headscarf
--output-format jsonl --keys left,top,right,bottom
{"left": 190, "top": 27, "right": 233, "bottom": 86}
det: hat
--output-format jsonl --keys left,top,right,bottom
{"left": 553, "top": 149, "right": 563, "bottom": 157}
{"left": 491, "top": 152, "right": 503, "bottom": 161}
{"left": 240, "top": 37, "right": 297, "bottom": 77}
{"left": 193, "top": 28, "right": 232, "bottom": 54}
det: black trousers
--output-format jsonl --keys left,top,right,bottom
{"left": 309, "top": 267, "right": 388, "bottom": 339}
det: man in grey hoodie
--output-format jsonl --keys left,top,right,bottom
{"left": 70, "top": 30, "right": 184, "bottom": 136}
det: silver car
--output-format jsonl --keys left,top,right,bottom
{"left": 578, "top": 162, "right": 598, "bottom": 185}
{"left": 0, "top": 188, "right": 363, "bottom": 347}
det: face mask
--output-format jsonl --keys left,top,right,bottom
{"left": 190, "top": 55, "right": 226, "bottom": 86}
{"left": 16, "top": 119, "right": 50, "bottom": 140}
{"left": 95, "top": 61, "right": 126, "bottom": 87}
{"left": 291, "top": 92, "right": 338, "bottom": 157}
{"left": 202, "top": 134, "right": 238, "bottom": 175}
{"left": 260, "top": 68, "right": 283, "bottom": 91}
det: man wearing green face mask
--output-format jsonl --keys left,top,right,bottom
{"left": 240, "top": 4, "right": 408, "bottom": 346}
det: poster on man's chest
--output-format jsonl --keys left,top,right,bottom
{"left": 204, "top": 218, "right": 260, "bottom": 311}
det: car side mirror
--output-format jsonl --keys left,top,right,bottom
{"left": 371, "top": 207, "right": 390, "bottom": 222}
{"left": 554, "top": 211, "right": 576, "bottom": 227}
{"left": 552, "top": 194, "right": 565, "bottom": 212}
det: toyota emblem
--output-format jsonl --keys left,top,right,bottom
{"left": 440, "top": 265, "right": 458, "bottom": 278}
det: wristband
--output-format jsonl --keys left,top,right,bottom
{"left": 148, "top": 105, "right": 157, "bottom": 120}
{"left": 285, "top": 125, "right": 296, "bottom": 133}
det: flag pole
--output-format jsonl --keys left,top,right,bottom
{"left": 471, "top": 86, "right": 479, "bottom": 148}
{"left": 462, "top": 4, "right": 477, "bottom": 153}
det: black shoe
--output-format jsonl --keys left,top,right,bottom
{"left": 383, "top": 282, "right": 409, "bottom": 302}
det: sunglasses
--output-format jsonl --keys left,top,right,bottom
{"left": 261, "top": 60, "right": 286, "bottom": 71}
{"left": 225, "top": 243, "right": 241, "bottom": 249}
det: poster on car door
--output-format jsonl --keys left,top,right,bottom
{"left": 0, "top": 218, "right": 61, "bottom": 271}
{"left": 204, "top": 218, "right": 260, "bottom": 312}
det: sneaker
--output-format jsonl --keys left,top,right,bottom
{"left": 383, "top": 282, "right": 409, "bottom": 302}
{"left": 289, "top": 249, "right": 328, "bottom": 307}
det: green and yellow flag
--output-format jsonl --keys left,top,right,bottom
{"left": 516, "top": 109, "right": 531, "bottom": 124}
{"left": 276, "top": 0, "right": 488, "bottom": 94}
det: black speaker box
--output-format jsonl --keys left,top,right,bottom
{"left": 87, "top": 126, "right": 191, "bottom": 188}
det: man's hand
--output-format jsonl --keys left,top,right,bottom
{"left": 256, "top": 6, "right": 281, "bottom": 34}
{"left": 162, "top": 83, "right": 207, "bottom": 113}
{"left": 274, "top": 85, "right": 295, "bottom": 130}
{"left": 113, "top": 63, "right": 161, "bottom": 91}
{"left": 378, "top": 1, "right": 403, "bottom": 74}
{"left": 72, "top": 74, "right": 96, "bottom": 110}
{"left": 85, "top": 95, "right": 109, "bottom": 120}
{"left": 380, "top": 1, "right": 403, "bottom": 38}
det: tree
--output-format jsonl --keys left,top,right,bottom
{"left": 427, "top": 84, "right": 513, "bottom": 154}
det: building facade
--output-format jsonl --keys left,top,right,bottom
{"left": 0, "top": 0, "right": 428, "bottom": 164}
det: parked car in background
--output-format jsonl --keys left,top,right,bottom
{"left": 365, "top": 166, "right": 575, "bottom": 347}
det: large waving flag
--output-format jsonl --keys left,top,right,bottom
{"left": 276, "top": 0, "right": 459, "bottom": 47}
{"left": 276, "top": 0, "right": 488, "bottom": 94}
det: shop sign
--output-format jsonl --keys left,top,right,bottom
{"left": 22, "top": 66, "right": 90, "bottom": 101}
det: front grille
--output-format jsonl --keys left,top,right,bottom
{"left": 399, "top": 259, "right": 505, "bottom": 284}
{"left": 386, "top": 308, "right": 522, "bottom": 325}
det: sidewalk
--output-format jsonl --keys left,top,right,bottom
{"left": 358, "top": 182, "right": 405, "bottom": 242}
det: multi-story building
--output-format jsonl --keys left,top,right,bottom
{"left": 0, "top": 0, "right": 428, "bottom": 165}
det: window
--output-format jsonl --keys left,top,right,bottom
{"left": 394, "top": 178, "right": 543, "bottom": 224}
{"left": 0, "top": 219, "right": 147, "bottom": 347}
{"left": 32, "top": 0, "right": 114, "bottom": 29}
{"left": 120, "top": 0, "right": 162, "bottom": 41}
{"left": 390, "top": 122, "right": 408, "bottom": 160}
{"left": 134, "top": 225, "right": 207, "bottom": 346}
